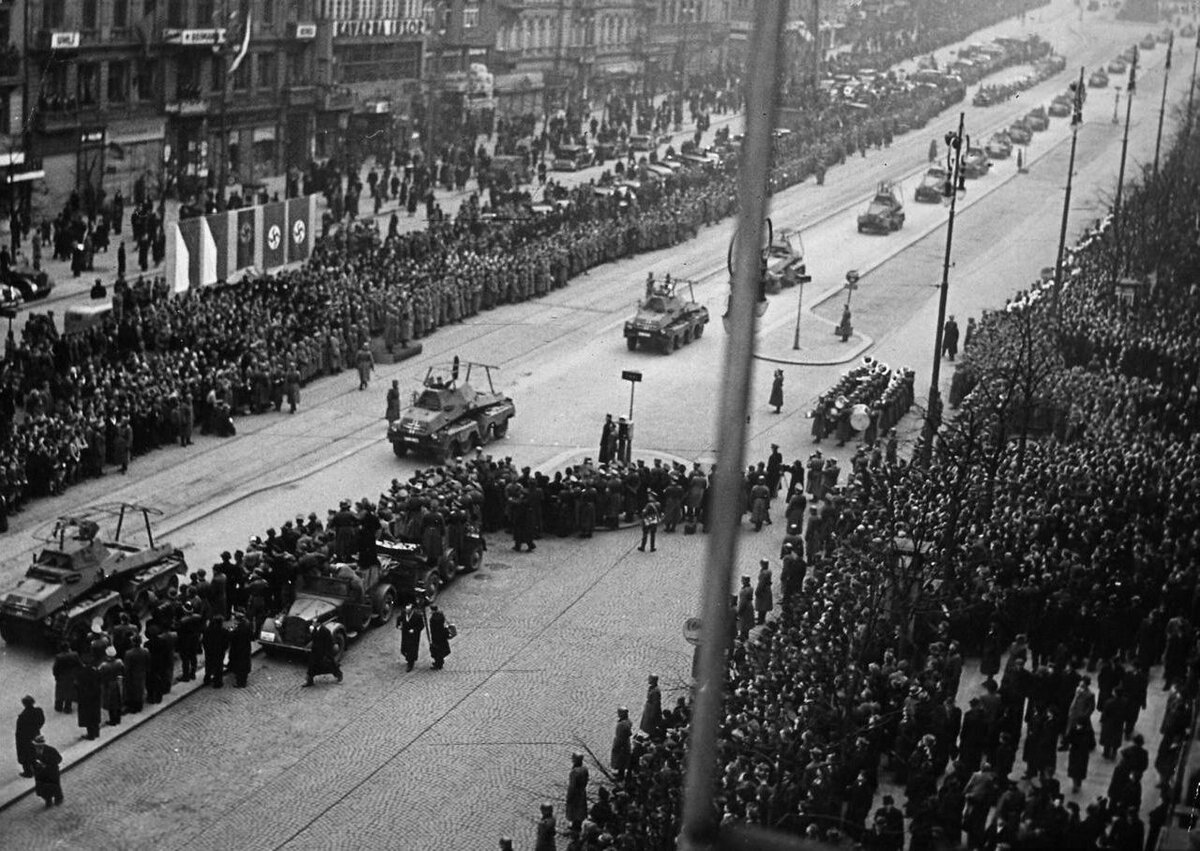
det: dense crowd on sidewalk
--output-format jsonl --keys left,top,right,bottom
{"left": 0, "top": 42, "right": 994, "bottom": 526}
{"left": 513, "top": 129, "right": 1200, "bottom": 850}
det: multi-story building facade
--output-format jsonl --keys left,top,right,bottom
{"left": 491, "top": 0, "right": 652, "bottom": 118}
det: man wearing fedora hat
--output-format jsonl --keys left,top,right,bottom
{"left": 30, "top": 735, "right": 63, "bottom": 807}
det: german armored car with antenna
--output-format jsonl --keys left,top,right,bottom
{"left": 387, "top": 359, "right": 516, "bottom": 460}
{"left": 0, "top": 503, "right": 187, "bottom": 646}
{"left": 623, "top": 273, "right": 710, "bottom": 353}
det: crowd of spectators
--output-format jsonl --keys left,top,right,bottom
{"left": 0, "top": 51, "right": 990, "bottom": 527}
{"left": 515, "top": 129, "right": 1200, "bottom": 849}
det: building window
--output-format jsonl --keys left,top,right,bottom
{"left": 108, "top": 61, "right": 129, "bottom": 102}
{"left": 167, "top": 0, "right": 187, "bottom": 28}
{"left": 82, "top": 0, "right": 99, "bottom": 30}
{"left": 263, "top": 0, "right": 275, "bottom": 24}
{"left": 211, "top": 55, "right": 222, "bottom": 91}
{"left": 379, "top": 0, "right": 398, "bottom": 17}
{"left": 257, "top": 53, "right": 276, "bottom": 89}
{"left": 134, "top": 59, "right": 156, "bottom": 100}
{"left": 233, "top": 60, "right": 250, "bottom": 90}
{"left": 0, "top": 93, "right": 9, "bottom": 134}
{"left": 335, "top": 42, "right": 420, "bottom": 83}
{"left": 462, "top": 5, "right": 479, "bottom": 28}
{"left": 286, "top": 51, "right": 308, "bottom": 86}
{"left": 42, "top": 0, "right": 65, "bottom": 29}
{"left": 197, "top": 0, "right": 214, "bottom": 23}
{"left": 113, "top": 0, "right": 129, "bottom": 28}
{"left": 78, "top": 63, "right": 100, "bottom": 105}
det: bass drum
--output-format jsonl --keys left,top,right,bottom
{"left": 850, "top": 404, "right": 871, "bottom": 431}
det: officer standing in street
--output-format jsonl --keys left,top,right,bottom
{"left": 16, "top": 695, "right": 44, "bottom": 777}
{"left": 30, "top": 736, "right": 63, "bottom": 807}
{"left": 397, "top": 602, "right": 425, "bottom": 672}
{"left": 428, "top": 605, "right": 453, "bottom": 670}
{"left": 638, "top": 492, "right": 660, "bottom": 552}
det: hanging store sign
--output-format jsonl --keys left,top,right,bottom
{"left": 332, "top": 18, "right": 425, "bottom": 39}
{"left": 293, "top": 23, "right": 317, "bottom": 39}
{"left": 50, "top": 32, "right": 81, "bottom": 50}
{"left": 164, "top": 28, "right": 227, "bottom": 46}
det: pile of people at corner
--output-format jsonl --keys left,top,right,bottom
{"left": 514, "top": 130, "right": 1200, "bottom": 850}
{"left": 0, "top": 29, "right": 1015, "bottom": 523}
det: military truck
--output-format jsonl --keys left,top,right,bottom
{"left": 0, "top": 504, "right": 187, "bottom": 646}
{"left": 763, "top": 228, "right": 812, "bottom": 294}
{"left": 624, "top": 274, "right": 710, "bottom": 353}
{"left": 257, "top": 530, "right": 485, "bottom": 661}
{"left": 387, "top": 359, "right": 516, "bottom": 460}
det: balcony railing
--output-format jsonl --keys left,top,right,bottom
{"left": 33, "top": 101, "right": 102, "bottom": 133}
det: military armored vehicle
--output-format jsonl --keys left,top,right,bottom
{"left": 0, "top": 504, "right": 186, "bottom": 646}
{"left": 258, "top": 531, "right": 485, "bottom": 661}
{"left": 763, "top": 227, "right": 812, "bottom": 294}
{"left": 387, "top": 359, "right": 516, "bottom": 459}
{"left": 624, "top": 274, "right": 710, "bottom": 353}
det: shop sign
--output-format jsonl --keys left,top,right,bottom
{"left": 293, "top": 23, "right": 317, "bottom": 39}
{"left": 50, "top": 32, "right": 81, "bottom": 50}
{"left": 332, "top": 18, "right": 425, "bottom": 39}
{"left": 165, "top": 28, "right": 227, "bottom": 46}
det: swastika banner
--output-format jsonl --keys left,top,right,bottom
{"left": 261, "top": 202, "right": 287, "bottom": 270}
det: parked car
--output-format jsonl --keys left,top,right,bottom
{"left": 985, "top": 132, "right": 1013, "bottom": 160}
{"left": 594, "top": 139, "right": 628, "bottom": 160}
{"left": 915, "top": 167, "right": 948, "bottom": 203}
{"left": 1108, "top": 57, "right": 1127, "bottom": 74}
{"left": 1140, "top": 34, "right": 1157, "bottom": 50}
{"left": 628, "top": 135, "right": 654, "bottom": 152}
{"left": 551, "top": 144, "right": 595, "bottom": 171}
{"left": 0, "top": 283, "right": 22, "bottom": 314}
{"left": 1183, "top": 23, "right": 1197, "bottom": 39}
{"left": 1048, "top": 95, "right": 1073, "bottom": 117}
{"left": 4, "top": 264, "right": 53, "bottom": 301}
{"left": 1088, "top": 69, "right": 1109, "bottom": 88}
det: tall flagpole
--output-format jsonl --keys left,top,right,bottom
{"left": 1113, "top": 48, "right": 1137, "bottom": 280}
{"left": 1054, "top": 68, "right": 1085, "bottom": 322}
{"left": 1187, "top": 30, "right": 1200, "bottom": 138}
{"left": 1153, "top": 33, "right": 1173, "bottom": 178}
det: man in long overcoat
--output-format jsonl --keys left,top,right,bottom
{"left": 31, "top": 737, "right": 63, "bottom": 807}
{"left": 428, "top": 605, "right": 452, "bottom": 670}
{"left": 227, "top": 612, "right": 254, "bottom": 687}
{"left": 611, "top": 706, "right": 633, "bottom": 780}
{"left": 52, "top": 643, "right": 81, "bottom": 713}
{"left": 202, "top": 616, "right": 229, "bottom": 689}
{"left": 16, "top": 695, "right": 44, "bottom": 777}
{"left": 75, "top": 662, "right": 103, "bottom": 740}
{"left": 565, "top": 752, "right": 589, "bottom": 829}
{"left": 397, "top": 603, "right": 425, "bottom": 671}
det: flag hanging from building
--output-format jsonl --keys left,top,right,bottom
{"left": 228, "top": 13, "right": 252, "bottom": 74}
{"left": 167, "top": 196, "right": 317, "bottom": 294}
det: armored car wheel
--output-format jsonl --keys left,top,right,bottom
{"left": 393, "top": 443, "right": 408, "bottom": 457}
{"left": 694, "top": 324, "right": 704, "bottom": 339}
{"left": 422, "top": 570, "right": 443, "bottom": 604}
{"left": 331, "top": 630, "right": 347, "bottom": 663}
{"left": 465, "top": 546, "right": 484, "bottom": 573}
{"left": 0, "top": 619, "right": 17, "bottom": 645}
{"left": 626, "top": 337, "right": 637, "bottom": 351}
{"left": 683, "top": 329, "right": 692, "bottom": 345}
{"left": 493, "top": 419, "right": 509, "bottom": 438}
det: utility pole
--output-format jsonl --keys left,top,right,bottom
{"left": 925, "top": 111, "right": 966, "bottom": 460}
{"left": 1053, "top": 68, "right": 1085, "bottom": 323}
{"left": 1153, "top": 33, "right": 1173, "bottom": 178}
{"left": 1114, "top": 49, "right": 1137, "bottom": 279}
{"left": 1187, "top": 31, "right": 1200, "bottom": 138}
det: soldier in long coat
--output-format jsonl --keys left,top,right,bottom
{"left": 611, "top": 706, "right": 633, "bottom": 780}
{"left": 75, "top": 662, "right": 103, "bottom": 740}
{"left": 428, "top": 606, "right": 452, "bottom": 670}
{"left": 397, "top": 604, "right": 425, "bottom": 672}
{"left": 355, "top": 343, "right": 375, "bottom": 390}
{"left": 640, "top": 674, "right": 662, "bottom": 738}
{"left": 565, "top": 752, "right": 589, "bottom": 829}
{"left": 123, "top": 636, "right": 150, "bottom": 713}
{"left": 52, "top": 643, "right": 81, "bottom": 713}
{"left": 227, "top": 612, "right": 254, "bottom": 687}
{"left": 99, "top": 647, "right": 125, "bottom": 726}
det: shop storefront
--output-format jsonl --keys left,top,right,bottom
{"left": 104, "top": 118, "right": 167, "bottom": 203}
{"left": 493, "top": 71, "right": 545, "bottom": 119}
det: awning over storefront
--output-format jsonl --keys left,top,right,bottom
{"left": 252, "top": 127, "right": 277, "bottom": 142}
{"left": 108, "top": 118, "right": 167, "bottom": 146}
{"left": 6, "top": 169, "right": 46, "bottom": 183}
{"left": 596, "top": 61, "right": 641, "bottom": 76}
{"left": 493, "top": 71, "right": 545, "bottom": 92}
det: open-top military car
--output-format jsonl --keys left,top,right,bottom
{"left": 857, "top": 181, "right": 906, "bottom": 234}
{"left": 387, "top": 360, "right": 515, "bottom": 460}
{"left": 624, "top": 274, "right": 710, "bottom": 353}
{"left": 985, "top": 132, "right": 1013, "bottom": 160}
{"left": 0, "top": 503, "right": 186, "bottom": 646}
{"left": 961, "top": 147, "right": 991, "bottom": 179}
{"left": 258, "top": 532, "right": 484, "bottom": 661}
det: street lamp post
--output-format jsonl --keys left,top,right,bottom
{"left": 791, "top": 277, "right": 806, "bottom": 349}
{"left": 1153, "top": 34, "right": 1173, "bottom": 179}
{"left": 925, "top": 111, "right": 967, "bottom": 455}
{"left": 1113, "top": 85, "right": 1121, "bottom": 124}
{"left": 1114, "top": 49, "right": 1137, "bottom": 279}
{"left": 1053, "top": 67, "right": 1085, "bottom": 324}
{"left": 1186, "top": 32, "right": 1200, "bottom": 138}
